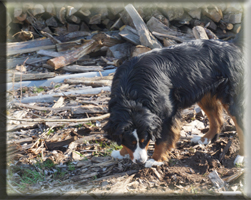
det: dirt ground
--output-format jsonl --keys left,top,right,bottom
{"left": 6, "top": 101, "right": 245, "bottom": 197}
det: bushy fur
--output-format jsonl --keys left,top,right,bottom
{"left": 103, "top": 39, "right": 243, "bottom": 150}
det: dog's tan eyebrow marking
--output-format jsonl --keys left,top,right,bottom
{"left": 140, "top": 139, "right": 145, "bottom": 143}
{"left": 132, "top": 141, "right": 137, "bottom": 145}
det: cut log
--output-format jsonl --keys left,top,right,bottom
{"left": 78, "top": 7, "right": 91, "bottom": 17}
{"left": 65, "top": 79, "right": 111, "bottom": 87}
{"left": 92, "top": 32, "right": 123, "bottom": 47}
{"left": 203, "top": 7, "right": 223, "bottom": 23}
{"left": 7, "top": 56, "right": 51, "bottom": 70}
{"left": 187, "top": 8, "right": 201, "bottom": 20}
{"left": 152, "top": 31, "right": 184, "bottom": 43}
{"left": 37, "top": 49, "right": 72, "bottom": 58}
{"left": 131, "top": 45, "right": 151, "bottom": 57}
{"left": 47, "top": 40, "right": 102, "bottom": 70}
{"left": 232, "top": 24, "right": 241, "bottom": 34}
{"left": 62, "top": 65, "right": 103, "bottom": 73}
{"left": 147, "top": 16, "right": 184, "bottom": 38}
{"left": 57, "top": 6, "right": 67, "bottom": 24}
{"left": 106, "top": 42, "right": 133, "bottom": 60}
{"left": 8, "top": 44, "right": 55, "bottom": 56}
{"left": 124, "top": 4, "right": 162, "bottom": 49}
{"left": 119, "top": 25, "right": 140, "bottom": 45}
{"left": 32, "top": 4, "right": 45, "bottom": 16}
{"left": 223, "top": 13, "right": 242, "bottom": 24}
{"left": 16, "top": 13, "right": 27, "bottom": 22}
{"left": 67, "top": 23, "right": 79, "bottom": 32}
{"left": 45, "top": 3, "right": 56, "bottom": 16}
{"left": 8, "top": 72, "right": 55, "bottom": 82}
{"left": 46, "top": 17, "right": 58, "bottom": 27}
{"left": 192, "top": 26, "right": 209, "bottom": 39}
{"left": 66, "top": 6, "right": 78, "bottom": 17}
{"left": 71, "top": 105, "right": 108, "bottom": 114}
{"left": 205, "top": 28, "right": 218, "bottom": 39}
{"left": 41, "top": 31, "right": 62, "bottom": 44}
{"left": 55, "top": 39, "right": 83, "bottom": 52}
{"left": 163, "top": 38, "right": 177, "bottom": 47}
{"left": 14, "top": 6, "right": 23, "bottom": 18}
{"left": 67, "top": 15, "right": 81, "bottom": 24}
{"left": 160, "top": 6, "right": 184, "bottom": 21}
{"left": 80, "top": 22, "right": 90, "bottom": 32}
{"left": 111, "top": 17, "right": 124, "bottom": 30}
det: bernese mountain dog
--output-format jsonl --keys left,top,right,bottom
{"left": 103, "top": 31, "right": 244, "bottom": 168}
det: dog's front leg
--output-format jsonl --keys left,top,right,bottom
{"left": 145, "top": 141, "right": 170, "bottom": 168}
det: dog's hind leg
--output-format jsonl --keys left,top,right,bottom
{"left": 191, "top": 93, "right": 224, "bottom": 145}
{"left": 222, "top": 103, "right": 244, "bottom": 165}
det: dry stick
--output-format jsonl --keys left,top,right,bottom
{"left": 152, "top": 31, "right": 184, "bottom": 43}
{"left": 41, "top": 31, "right": 62, "bottom": 44}
{"left": 19, "top": 57, "right": 29, "bottom": 103}
{"left": 7, "top": 113, "right": 110, "bottom": 123}
{"left": 219, "top": 139, "right": 232, "bottom": 162}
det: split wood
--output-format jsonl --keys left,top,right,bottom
{"left": 7, "top": 113, "right": 110, "bottom": 123}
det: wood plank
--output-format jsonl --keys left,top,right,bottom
{"left": 62, "top": 65, "right": 103, "bottom": 72}
{"left": 8, "top": 72, "right": 55, "bottom": 82}
{"left": 119, "top": 25, "right": 140, "bottom": 45}
{"left": 124, "top": 4, "right": 162, "bottom": 49}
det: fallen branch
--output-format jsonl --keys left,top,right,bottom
{"left": 7, "top": 113, "right": 110, "bottom": 123}
{"left": 47, "top": 40, "right": 102, "bottom": 70}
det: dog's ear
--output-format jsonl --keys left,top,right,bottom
{"left": 103, "top": 120, "right": 124, "bottom": 146}
{"left": 146, "top": 113, "right": 162, "bottom": 141}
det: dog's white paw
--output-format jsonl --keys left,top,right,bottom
{"left": 111, "top": 150, "right": 129, "bottom": 159}
{"left": 191, "top": 135, "right": 209, "bottom": 145}
{"left": 234, "top": 155, "right": 244, "bottom": 166}
{"left": 145, "top": 159, "right": 164, "bottom": 168}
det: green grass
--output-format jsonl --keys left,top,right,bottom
{"left": 35, "top": 158, "right": 55, "bottom": 170}
{"left": 67, "top": 163, "right": 75, "bottom": 171}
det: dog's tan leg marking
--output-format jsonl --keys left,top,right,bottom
{"left": 152, "top": 120, "right": 180, "bottom": 162}
{"left": 120, "top": 146, "right": 129, "bottom": 156}
{"left": 197, "top": 93, "right": 224, "bottom": 143}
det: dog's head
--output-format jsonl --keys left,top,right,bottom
{"left": 103, "top": 101, "right": 162, "bottom": 164}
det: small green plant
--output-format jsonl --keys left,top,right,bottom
{"left": 68, "top": 163, "right": 75, "bottom": 171}
{"left": 33, "top": 86, "right": 44, "bottom": 93}
{"left": 47, "top": 128, "right": 55, "bottom": 136}
{"left": 54, "top": 84, "right": 60, "bottom": 88}
{"left": 35, "top": 159, "right": 55, "bottom": 170}
{"left": 77, "top": 124, "right": 83, "bottom": 128}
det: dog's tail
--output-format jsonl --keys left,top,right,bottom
{"left": 230, "top": 25, "right": 244, "bottom": 51}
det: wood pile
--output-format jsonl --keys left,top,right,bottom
{"left": 6, "top": 3, "right": 243, "bottom": 82}
{"left": 7, "top": 3, "right": 243, "bottom": 55}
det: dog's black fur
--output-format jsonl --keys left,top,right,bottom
{"left": 103, "top": 37, "right": 244, "bottom": 158}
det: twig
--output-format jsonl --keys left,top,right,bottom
{"left": 7, "top": 113, "right": 110, "bottom": 123}
{"left": 41, "top": 31, "right": 62, "bottom": 44}
{"left": 219, "top": 139, "right": 232, "bottom": 162}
